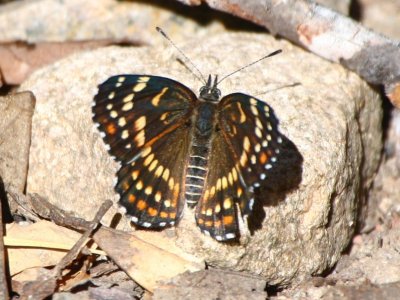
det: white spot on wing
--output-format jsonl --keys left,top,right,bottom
{"left": 225, "top": 233, "right": 236, "bottom": 239}
{"left": 142, "top": 222, "right": 152, "bottom": 228}
{"left": 119, "top": 206, "right": 127, "bottom": 214}
{"left": 122, "top": 102, "right": 133, "bottom": 111}
{"left": 249, "top": 198, "right": 254, "bottom": 210}
{"left": 255, "top": 127, "right": 262, "bottom": 138}
{"left": 133, "top": 82, "right": 146, "bottom": 92}
{"left": 203, "top": 230, "right": 211, "bottom": 236}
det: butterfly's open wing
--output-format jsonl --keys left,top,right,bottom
{"left": 195, "top": 131, "right": 253, "bottom": 241}
{"left": 218, "top": 93, "right": 282, "bottom": 190}
{"left": 93, "top": 75, "right": 196, "bottom": 227}
{"left": 194, "top": 93, "right": 282, "bottom": 240}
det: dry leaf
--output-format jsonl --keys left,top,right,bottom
{"left": 5, "top": 220, "right": 82, "bottom": 275}
{"left": 93, "top": 228, "right": 204, "bottom": 292}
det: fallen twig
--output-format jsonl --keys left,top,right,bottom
{"left": 52, "top": 199, "right": 112, "bottom": 277}
{"left": 7, "top": 189, "right": 203, "bottom": 293}
{"left": 16, "top": 199, "right": 112, "bottom": 299}
{"left": 177, "top": 0, "right": 400, "bottom": 107}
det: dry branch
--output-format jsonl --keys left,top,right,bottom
{"left": 177, "top": 0, "right": 400, "bottom": 107}
{"left": 7, "top": 189, "right": 203, "bottom": 293}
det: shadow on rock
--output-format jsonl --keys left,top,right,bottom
{"left": 248, "top": 134, "right": 303, "bottom": 233}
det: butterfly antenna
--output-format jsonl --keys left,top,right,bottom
{"left": 217, "top": 49, "right": 282, "bottom": 85}
{"left": 156, "top": 27, "right": 207, "bottom": 85}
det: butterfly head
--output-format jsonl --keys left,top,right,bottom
{"left": 199, "top": 75, "right": 221, "bottom": 102}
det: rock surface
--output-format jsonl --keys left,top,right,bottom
{"left": 21, "top": 32, "right": 382, "bottom": 284}
{"left": 0, "top": 0, "right": 226, "bottom": 44}
{"left": 0, "top": 92, "right": 35, "bottom": 193}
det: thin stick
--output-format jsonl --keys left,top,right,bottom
{"left": 156, "top": 27, "right": 207, "bottom": 84}
{"left": 53, "top": 199, "right": 112, "bottom": 277}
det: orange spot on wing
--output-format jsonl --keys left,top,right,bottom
{"left": 128, "top": 194, "right": 136, "bottom": 203}
{"left": 223, "top": 215, "right": 234, "bottom": 225}
{"left": 174, "top": 183, "right": 180, "bottom": 196}
{"left": 122, "top": 182, "right": 129, "bottom": 191}
{"left": 137, "top": 199, "right": 147, "bottom": 210}
{"left": 214, "top": 220, "right": 221, "bottom": 227}
{"left": 260, "top": 152, "right": 268, "bottom": 164}
{"left": 172, "top": 183, "right": 180, "bottom": 207}
{"left": 169, "top": 212, "right": 176, "bottom": 219}
{"left": 148, "top": 207, "right": 158, "bottom": 216}
{"left": 160, "top": 212, "right": 168, "bottom": 218}
{"left": 106, "top": 123, "right": 117, "bottom": 135}
{"left": 237, "top": 102, "right": 246, "bottom": 123}
{"left": 205, "top": 221, "right": 213, "bottom": 227}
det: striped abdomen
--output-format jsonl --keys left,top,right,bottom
{"left": 184, "top": 100, "right": 217, "bottom": 207}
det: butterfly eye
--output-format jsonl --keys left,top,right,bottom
{"left": 213, "top": 88, "right": 221, "bottom": 99}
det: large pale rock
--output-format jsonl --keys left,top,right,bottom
{"left": 21, "top": 32, "right": 382, "bottom": 284}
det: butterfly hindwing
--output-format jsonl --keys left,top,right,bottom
{"left": 116, "top": 125, "right": 190, "bottom": 227}
{"left": 195, "top": 130, "right": 253, "bottom": 241}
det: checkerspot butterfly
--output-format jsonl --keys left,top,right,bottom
{"left": 92, "top": 35, "right": 283, "bottom": 241}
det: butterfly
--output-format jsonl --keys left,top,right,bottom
{"left": 92, "top": 72, "right": 283, "bottom": 241}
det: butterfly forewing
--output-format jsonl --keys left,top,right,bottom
{"left": 93, "top": 75, "right": 196, "bottom": 164}
{"left": 218, "top": 93, "right": 282, "bottom": 189}
{"left": 93, "top": 75, "right": 197, "bottom": 227}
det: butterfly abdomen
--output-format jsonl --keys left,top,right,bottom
{"left": 184, "top": 101, "right": 217, "bottom": 208}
